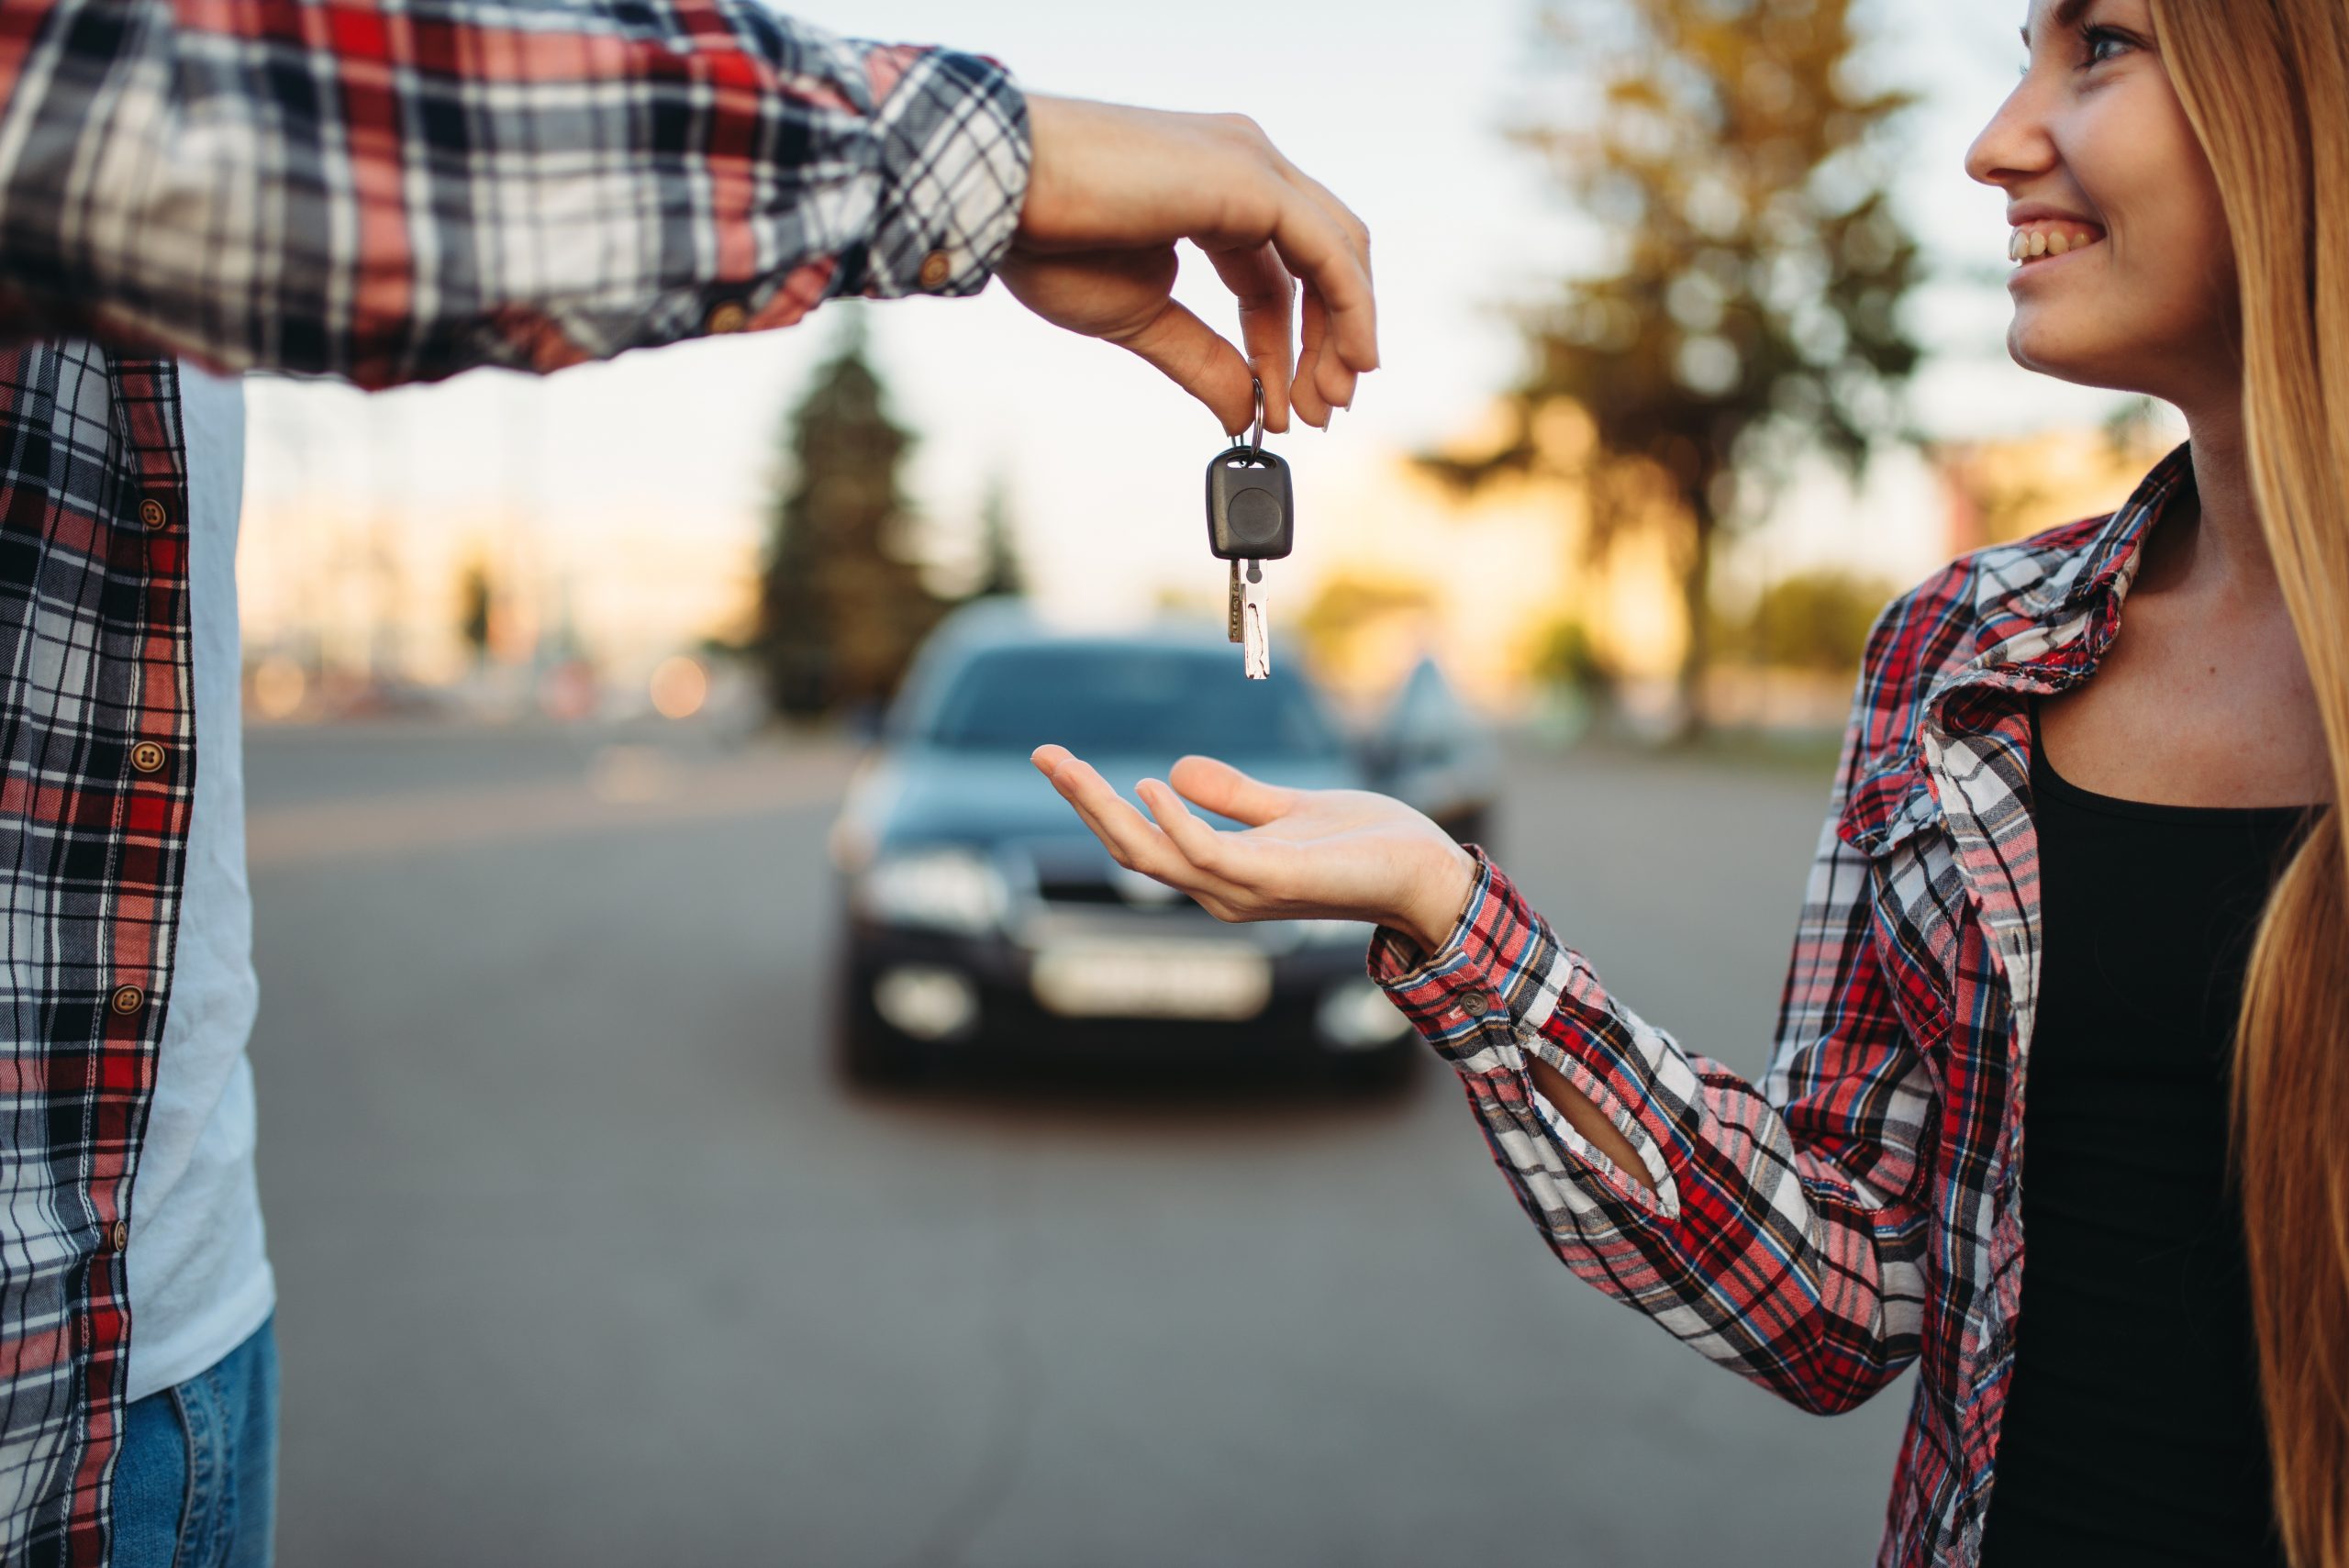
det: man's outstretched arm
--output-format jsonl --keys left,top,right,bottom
{"left": 0, "top": 2, "right": 1374, "bottom": 428}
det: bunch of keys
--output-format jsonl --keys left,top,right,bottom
{"left": 1204, "top": 379, "right": 1294, "bottom": 680}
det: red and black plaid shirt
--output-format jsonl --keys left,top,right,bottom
{"left": 0, "top": 6, "right": 1026, "bottom": 1561}
{"left": 1375, "top": 447, "right": 2200, "bottom": 1568}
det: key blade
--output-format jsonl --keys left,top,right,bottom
{"left": 1227, "top": 560, "right": 1244, "bottom": 643}
{"left": 1241, "top": 570, "right": 1271, "bottom": 680}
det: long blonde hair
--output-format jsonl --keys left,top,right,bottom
{"left": 2149, "top": 4, "right": 2349, "bottom": 1563}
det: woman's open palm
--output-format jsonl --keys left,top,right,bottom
{"left": 1030, "top": 745, "right": 1477, "bottom": 952}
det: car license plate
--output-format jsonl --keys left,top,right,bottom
{"left": 1030, "top": 941, "right": 1272, "bottom": 1021}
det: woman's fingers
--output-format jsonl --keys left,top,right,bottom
{"left": 1167, "top": 754, "right": 1298, "bottom": 826}
{"left": 1033, "top": 748, "right": 1243, "bottom": 901}
{"left": 1035, "top": 748, "right": 1170, "bottom": 864}
{"left": 1207, "top": 242, "right": 1297, "bottom": 433}
{"left": 1136, "top": 778, "right": 1255, "bottom": 886}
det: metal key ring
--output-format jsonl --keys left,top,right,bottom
{"left": 1246, "top": 377, "right": 1265, "bottom": 459}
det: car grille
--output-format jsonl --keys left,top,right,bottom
{"left": 1036, "top": 877, "right": 1126, "bottom": 906}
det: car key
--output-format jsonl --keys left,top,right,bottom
{"left": 1205, "top": 380, "right": 1293, "bottom": 680}
{"left": 1238, "top": 562, "right": 1271, "bottom": 679}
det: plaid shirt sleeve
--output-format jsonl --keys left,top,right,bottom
{"left": 0, "top": 1, "right": 1030, "bottom": 385}
{"left": 1372, "top": 681, "right": 1933, "bottom": 1417}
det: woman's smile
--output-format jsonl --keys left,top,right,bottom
{"left": 2007, "top": 201, "right": 2109, "bottom": 274}
{"left": 2008, "top": 221, "right": 2107, "bottom": 265}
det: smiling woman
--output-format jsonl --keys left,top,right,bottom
{"left": 1034, "top": 2, "right": 2349, "bottom": 1564}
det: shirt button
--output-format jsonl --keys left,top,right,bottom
{"left": 109, "top": 1220, "right": 129, "bottom": 1252}
{"left": 137, "top": 497, "right": 170, "bottom": 532}
{"left": 703, "top": 300, "right": 749, "bottom": 336}
{"left": 1462, "top": 991, "right": 1492, "bottom": 1018}
{"left": 109, "top": 985, "right": 144, "bottom": 1016}
{"left": 918, "top": 250, "right": 953, "bottom": 290}
{"left": 129, "top": 741, "right": 167, "bottom": 774}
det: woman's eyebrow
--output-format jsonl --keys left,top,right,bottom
{"left": 2022, "top": 0, "right": 2099, "bottom": 50}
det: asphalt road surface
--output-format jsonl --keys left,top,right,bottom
{"left": 245, "top": 720, "right": 1908, "bottom": 1568}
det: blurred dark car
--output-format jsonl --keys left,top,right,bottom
{"left": 1368, "top": 655, "right": 1502, "bottom": 848}
{"left": 827, "top": 604, "right": 1487, "bottom": 1088}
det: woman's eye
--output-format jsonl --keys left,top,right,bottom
{"left": 2081, "top": 27, "right": 2134, "bottom": 65}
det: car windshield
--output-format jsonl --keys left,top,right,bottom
{"left": 919, "top": 645, "right": 1343, "bottom": 760}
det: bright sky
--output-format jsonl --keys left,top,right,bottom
{"left": 240, "top": 0, "right": 2138, "bottom": 659}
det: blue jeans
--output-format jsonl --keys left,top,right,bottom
{"left": 111, "top": 1317, "right": 278, "bottom": 1568}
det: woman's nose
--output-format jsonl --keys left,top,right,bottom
{"left": 1965, "top": 82, "right": 2057, "bottom": 191}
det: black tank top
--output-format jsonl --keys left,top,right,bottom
{"left": 1978, "top": 705, "right": 2313, "bottom": 1565}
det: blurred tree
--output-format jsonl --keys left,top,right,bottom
{"left": 1713, "top": 567, "right": 1895, "bottom": 674}
{"left": 969, "top": 474, "right": 1026, "bottom": 599}
{"left": 1529, "top": 614, "right": 1613, "bottom": 695}
{"left": 1297, "top": 573, "right": 1434, "bottom": 683}
{"left": 456, "top": 560, "right": 494, "bottom": 670}
{"left": 1431, "top": 0, "right": 1922, "bottom": 736}
{"left": 757, "top": 316, "right": 949, "bottom": 719}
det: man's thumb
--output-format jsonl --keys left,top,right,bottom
{"left": 1113, "top": 301, "right": 1258, "bottom": 436}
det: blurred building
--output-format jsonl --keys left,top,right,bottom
{"left": 237, "top": 488, "right": 757, "bottom": 717}
{"left": 1933, "top": 417, "right": 2182, "bottom": 555}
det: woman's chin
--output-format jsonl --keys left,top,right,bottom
{"left": 2004, "top": 317, "right": 2135, "bottom": 391}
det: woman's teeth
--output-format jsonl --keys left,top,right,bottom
{"left": 2009, "top": 225, "right": 2104, "bottom": 263}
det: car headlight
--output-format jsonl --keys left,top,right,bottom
{"left": 857, "top": 849, "right": 1008, "bottom": 935}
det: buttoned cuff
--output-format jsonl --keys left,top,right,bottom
{"left": 843, "top": 46, "right": 1030, "bottom": 300}
{"left": 1368, "top": 848, "right": 1538, "bottom": 1055}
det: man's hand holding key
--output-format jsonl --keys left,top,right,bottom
{"left": 1004, "top": 95, "right": 1377, "bottom": 436}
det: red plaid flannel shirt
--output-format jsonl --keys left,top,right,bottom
{"left": 1375, "top": 447, "right": 2197, "bottom": 1568}
{"left": 0, "top": 6, "right": 1026, "bottom": 1561}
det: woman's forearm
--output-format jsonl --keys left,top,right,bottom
{"left": 1395, "top": 844, "right": 1657, "bottom": 1191}
{"left": 1526, "top": 1056, "right": 1658, "bottom": 1193}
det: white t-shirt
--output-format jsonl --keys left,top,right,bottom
{"left": 122, "top": 362, "right": 275, "bottom": 1403}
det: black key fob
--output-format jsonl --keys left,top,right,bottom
{"left": 1205, "top": 445, "right": 1294, "bottom": 562}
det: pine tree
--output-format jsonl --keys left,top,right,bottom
{"left": 970, "top": 475, "right": 1025, "bottom": 600}
{"left": 456, "top": 561, "right": 494, "bottom": 671}
{"left": 757, "top": 316, "right": 949, "bottom": 719}
{"left": 1434, "top": 0, "right": 1923, "bottom": 735}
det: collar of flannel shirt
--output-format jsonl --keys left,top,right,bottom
{"left": 1839, "top": 441, "right": 2188, "bottom": 862}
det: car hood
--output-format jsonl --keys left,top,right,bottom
{"left": 841, "top": 744, "right": 1364, "bottom": 852}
